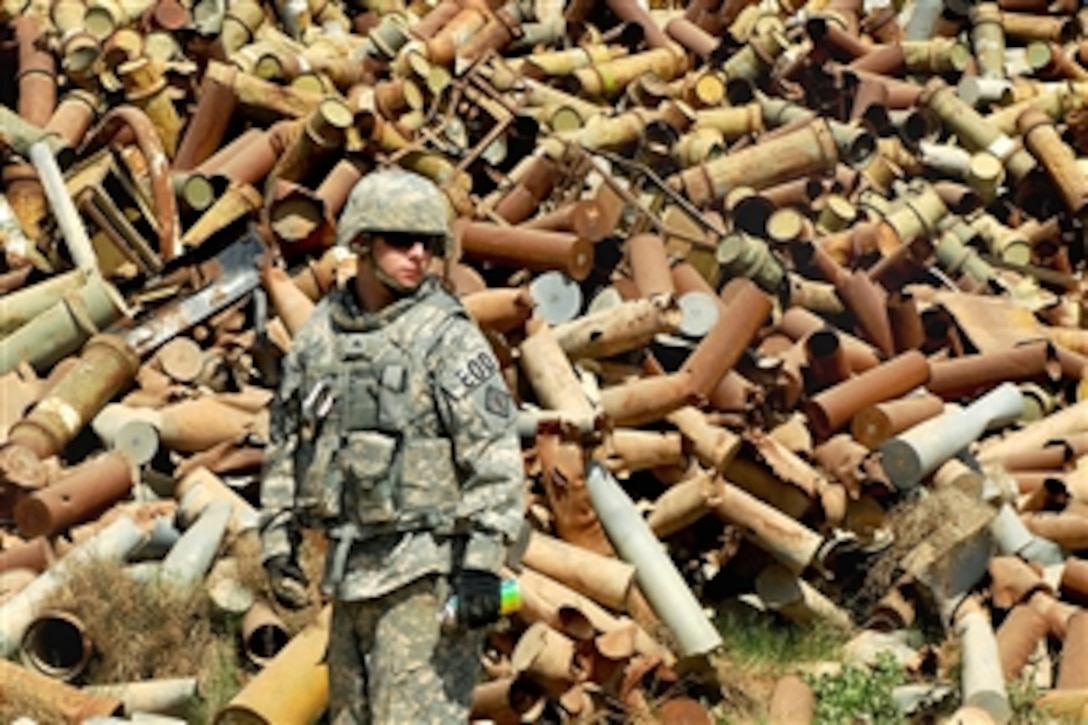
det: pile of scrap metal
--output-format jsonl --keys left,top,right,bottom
{"left": 4, "top": 0, "right": 1088, "bottom": 720}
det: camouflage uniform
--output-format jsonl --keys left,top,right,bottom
{"left": 260, "top": 176, "right": 524, "bottom": 722}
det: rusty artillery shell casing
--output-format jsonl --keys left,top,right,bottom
{"left": 607, "top": 428, "right": 685, "bottom": 474}
{"left": 116, "top": 56, "right": 182, "bottom": 158}
{"left": 13, "top": 16, "right": 57, "bottom": 128}
{"left": 552, "top": 297, "right": 682, "bottom": 360}
{"left": 665, "top": 16, "right": 719, "bottom": 61}
{"left": 778, "top": 305, "right": 880, "bottom": 372}
{"left": 174, "top": 61, "right": 239, "bottom": 172}
{"left": 805, "top": 350, "right": 931, "bottom": 441}
{"left": 804, "top": 328, "right": 852, "bottom": 395}
{"left": 453, "top": 219, "right": 593, "bottom": 282}
{"left": 491, "top": 154, "right": 560, "bottom": 224}
{"left": 462, "top": 287, "right": 534, "bottom": 333}
{"left": 1055, "top": 611, "right": 1088, "bottom": 689}
{"left": 716, "top": 230, "right": 789, "bottom": 301}
{"left": 7, "top": 335, "right": 140, "bottom": 460}
{"left": 988, "top": 556, "right": 1048, "bottom": 610}
{"left": 720, "top": 21, "right": 790, "bottom": 103}
{"left": 424, "top": 3, "right": 490, "bottom": 66}
{"left": 43, "top": 89, "right": 99, "bottom": 150}
{"left": 674, "top": 126, "right": 725, "bottom": 167}
{"left": 671, "top": 118, "right": 840, "bottom": 206}
{"left": 851, "top": 393, "right": 945, "bottom": 450}
{"left": 572, "top": 44, "right": 689, "bottom": 100}
{"left": 181, "top": 182, "right": 264, "bottom": 249}
{"left": 14, "top": 451, "right": 133, "bottom": 539}
{"left": 195, "top": 126, "right": 279, "bottom": 186}
{"left": 0, "top": 271, "right": 130, "bottom": 376}
{"left": 1001, "top": 9, "right": 1078, "bottom": 44}
{"left": 926, "top": 340, "right": 1058, "bottom": 400}
{"left": 518, "top": 321, "right": 597, "bottom": 425}
{"left": 518, "top": 44, "right": 625, "bottom": 80}
{"left": 599, "top": 370, "right": 698, "bottom": 428}
{"left": 682, "top": 279, "right": 772, "bottom": 398}
{"left": 920, "top": 78, "right": 1037, "bottom": 181}
{"left": 1025, "top": 41, "right": 1088, "bottom": 82}
{"left": 457, "top": 1, "right": 526, "bottom": 65}
{"left": 1017, "top": 108, "right": 1088, "bottom": 217}
{"left": 267, "top": 97, "right": 353, "bottom": 187}
{"left": 626, "top": 233, "right": 675, "bottom": 299}
{"left": 969, "top": 212, "right": 1032, "bottom": 266}
{"left": 0, "top": 658, "right": 122, "bottom": 720}
{"left": 0, "top": 538, "right": 53, "bottom": 584}
{"left": 996, "top": 604, "right": 1051, "bottom": 682}
{"left": 710, "top": 476, "right": 825, "bottom": 574}
{"left": 970, "top": 3, "right": 1006, "bottom": 80}
{"left": 218, "top": 0, "right": 266, "bottom": 54}
{"left": 691, "top": 103, "right": 764, "bottom": 141}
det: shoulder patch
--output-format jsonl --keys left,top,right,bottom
{"left": 483, "top": 384, "right": 513, "bottom": 418}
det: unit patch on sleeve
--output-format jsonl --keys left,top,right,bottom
{"left": 484, "top": 384, "right": 513, "bottom": 418}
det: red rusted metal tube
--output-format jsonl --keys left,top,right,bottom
{"left": 925, "top": 340, "right": 1059, "bottom": 400}
{"left": 14, "top": 451, "right": 133, "bottom": 538}
{"left": 13, "top": 16, "right": 57, "bottom": 127}
{"left": 682, "top": 278, "right": 772, "bottom": 398}
{"left": 453, "top": 218, "right": 594, "bottom": 281}
{"left": 805, "top": 350, "right": 931, "bottom": 441}
{"left": 174, "top": 61, "right": 239, "bottom": 172}
{"left": 0, "top": 658, "right": 121, "bottom": 719}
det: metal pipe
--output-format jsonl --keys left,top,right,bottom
{"left": 14, "top": 450, "right": 133, "bottom": 538}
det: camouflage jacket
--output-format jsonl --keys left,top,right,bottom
{"left": 259, "top": 276, "right": 524, "bottom": 600}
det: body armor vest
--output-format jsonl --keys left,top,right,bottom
{"left": 294, "top": 288, "right": 464, "bottom": 535}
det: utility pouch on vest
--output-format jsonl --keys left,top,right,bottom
{"left": 342, "top": 430, "right": 398, "bottom": 524}
{"left": 377, "top": 364, "right": 410, "bottom": 431}
{"left": 399, "top": 437, "right": 458, "bottom": 515}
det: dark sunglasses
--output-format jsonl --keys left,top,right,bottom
{"left": 372, "top": 232, "right": 446, "bottom": 256}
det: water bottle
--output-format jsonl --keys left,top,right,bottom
{"left": 439, "top": 578, "right": 522, "bottom": 630}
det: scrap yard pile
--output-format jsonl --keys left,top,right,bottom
{"left": 5, "top": 0, "right": 1088, "bottom": 720}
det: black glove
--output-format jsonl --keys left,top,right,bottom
{"left": 454, "top": 569, "right": 503, "bottom": 629}
{"left": 264, "top": 554, "right": 311, "bottom": 610}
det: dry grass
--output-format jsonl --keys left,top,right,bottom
{"left": 0, "top": 527, "right": 328, "bottom": 724}
{"left": 856, "top": 486, "right": 993, "bottom": 614}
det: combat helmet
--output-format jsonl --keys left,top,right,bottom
{"left": 336, "top": 167, "right": 451, "bottom": 254}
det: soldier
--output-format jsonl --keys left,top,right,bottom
{"left": 258, "top": 167, "right": 525, "bottom": 723}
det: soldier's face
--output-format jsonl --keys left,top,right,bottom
{"left": 370, "top": 234, "right": 434, "bottom": 291}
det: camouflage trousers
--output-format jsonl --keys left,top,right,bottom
{"left": 327, "top": 575, "right": 486, "bottom": 724}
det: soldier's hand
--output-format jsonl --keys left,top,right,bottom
{"left": 264, "top": 554, "right": 311, "bottom": 610}
{"left": 454, "top": 569, "right": 502, "bottom": 629}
